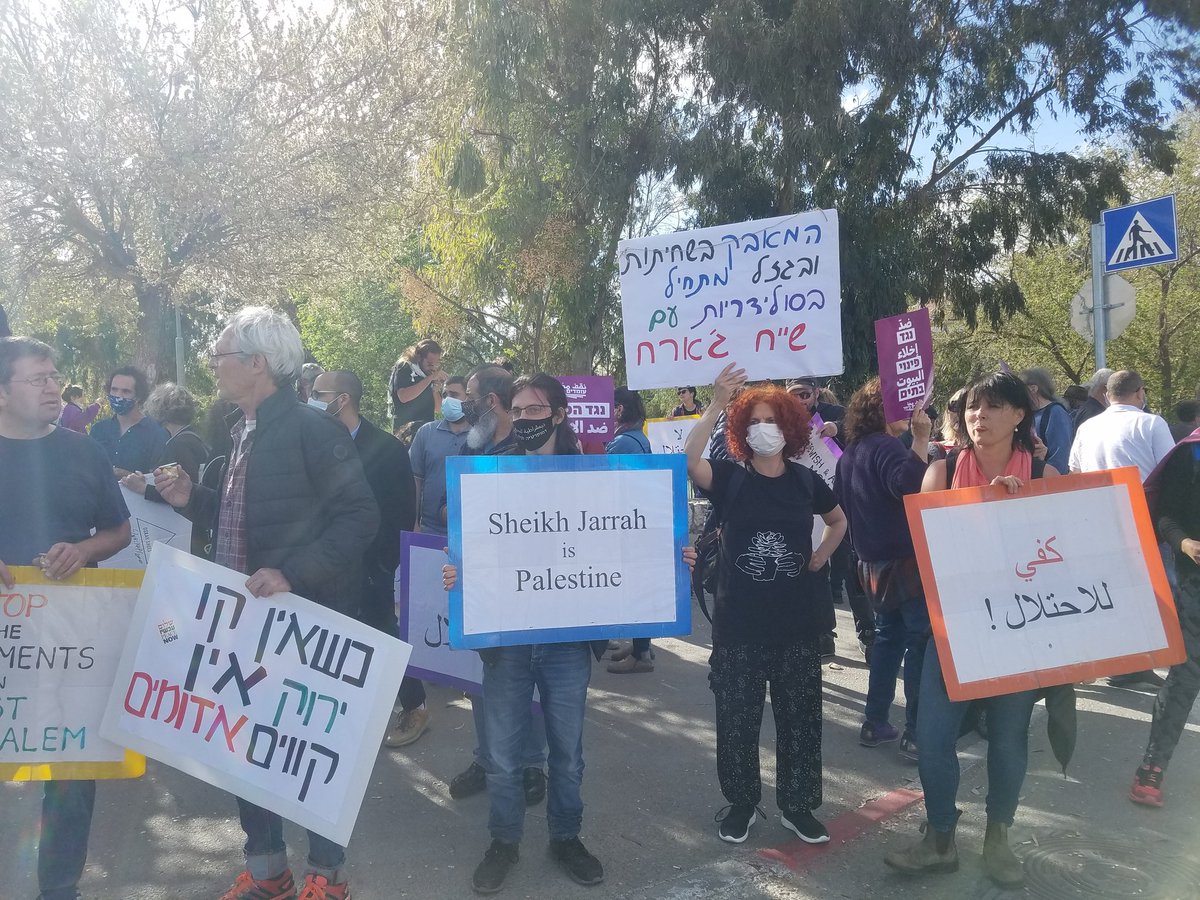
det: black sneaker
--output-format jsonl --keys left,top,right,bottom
{"left": 899, "top": 730, "right": 919, "bottom": 762}
{"left": 472, "top": 839, "right": 519, "bottom": 894}
{"left": 549, "top": 837, "right": 604, "bottom": 885}
{"left": 523, "top": 767, "right": 546, "bottom": 806}
{"left": 450, "top": 761, "right": 488, "bottom": 799}
{"left": 716, "top": 804, "right": 757, "bottom": 843}
{"left": 781, "top": 810, "right": 830, "bottom": 844}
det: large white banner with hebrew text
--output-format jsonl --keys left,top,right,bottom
{"left": 618, "top": 210, "right": 843, "bottom": 389}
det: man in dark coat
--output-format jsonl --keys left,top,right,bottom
{"left": 313, "top": 369, "right": 427, "bottom": 748}
{"left": 157, "top": 307, "right": 378, "bottom": 900}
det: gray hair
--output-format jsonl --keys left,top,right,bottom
{"left": 144, "top": 382, "right": 197, "bottom": 427}
{"left": 226, "top": 306, "right": 304, "bottom": 387}
{"left": 1020, "top": 367, "right": 1059, "bottom": 402}
{"left": 1086, "top": 367, "right": 1114, "bottom": 392}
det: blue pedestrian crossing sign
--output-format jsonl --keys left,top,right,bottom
{"left": 1103, "top": 195, "right": 1178, "bottom": 273}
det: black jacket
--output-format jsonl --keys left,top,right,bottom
{"left": 353, "top": 415, "right": 416, "bottom": 576}
{"left": 182, "top": 387, "right": 380, "bottom": 615}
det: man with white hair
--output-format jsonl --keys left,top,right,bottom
{"left": 1072, "top": 367, "right": 1113, "bottom": 433}
{"left": 157, "top": 306, "right": 378, "bottom": 900}
{"left": 1069, "top": 369, "right": 1175, "bottom": 689}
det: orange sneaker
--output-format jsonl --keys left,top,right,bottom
{"left": 297, "top": 873, "right": 351, "bottom": 900}
{"left": 218, "top": 869, "right": 296, "bottom": 900}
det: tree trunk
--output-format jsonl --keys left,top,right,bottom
{"left": 133, "top": 281, "right": 170, "bottom": 383}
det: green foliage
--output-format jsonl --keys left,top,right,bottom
{"left": 297, "top": 281, "right": 420, "bottom": 424}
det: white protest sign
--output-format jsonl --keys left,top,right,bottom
{"left": 101, "top": 486, "right": 192, "bottom": 569}
{"left": 101, "top": 545, "right": 411, "bottom": 844}
{"left": 618, "top": 210, "right": 843, "bottom": 390}
{"left": 793, "top": 413, "right": 843, "bottom": 549}
{"left": 447, "top": 455, "right": 690, "bottom": 649}
{"left": 0, "top": 568, "right": 144, "bottom": 780}
{"left": 398, "top": 532, "right": 484, "bottom": 693}
{"left": 907, "top": 469, "right": 1184, "bottom": 701}
{"left": 645, "top": 416, "right": 701, "bottom": 454}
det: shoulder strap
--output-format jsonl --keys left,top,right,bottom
{"left": 945, "top": 448, "right": 960, "bottom": 489}
{"left": 1032, "top": 457, "right": 1047, "bottom": 479}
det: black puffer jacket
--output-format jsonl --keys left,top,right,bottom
{"left": 183, "top": 386, "right": 379, "bottom": 615}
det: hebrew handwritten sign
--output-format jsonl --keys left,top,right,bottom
{"left": 618, "top": 210, "right": 843, "bottom": 389}
{"left": 100, "top": 545, "right": 411, "bottom": 843}
{"left": 906, "top": 468, "right": 1184, "bottom": 700}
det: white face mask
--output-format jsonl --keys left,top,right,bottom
{"left": 746, "top": 422, "right": 785, "bottom": 457}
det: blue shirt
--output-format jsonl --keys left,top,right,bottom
{"left": 408, "top": 418, "right": 470, "bottom": 535}
{"left": 90, "top": 414, "right": 169, "bottom": 473}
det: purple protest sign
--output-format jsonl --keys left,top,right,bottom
{"left": 875, "top": 308, "right": 933, "bottom": 423}
{"left": 557, "top": 375, "right": 615, "bottom": 441}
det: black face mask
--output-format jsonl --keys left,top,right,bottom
{"left": 512, "top": 416, "right": 555, "bottom": 451}
{"left": 462, "top": 397, "right": 486, "bottom": 425}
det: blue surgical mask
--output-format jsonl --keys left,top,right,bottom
{"left": 441, "top": 396, "right": 465, "bottom": 422}
{"left": 108, "top": 395, "right": 136, "bottom": 416}
{"left": 306, "top": 396, "right": 329, "bottom": 412}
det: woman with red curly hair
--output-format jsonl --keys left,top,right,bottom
{"left": 684, "top": 362, "right": 847, "bottom": 846}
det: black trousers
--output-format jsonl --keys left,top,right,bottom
{"left": 1145, "top": 567, "right": 1200, "bottom": 769}
{"left": 359, "top": 569, "right": 426, "bottom": 711}
{"left": 708, "top": 640, "right": 823, "bottom": 813}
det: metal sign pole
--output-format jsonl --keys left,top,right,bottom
{"left": 1090, "top": 222, "right": 1107, "bottom": 369}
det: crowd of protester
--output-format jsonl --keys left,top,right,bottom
{"left": 2, "top": 309, "right": 1199, "bottom": 899}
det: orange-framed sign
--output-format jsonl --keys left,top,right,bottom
{"left": 904, "top": 468, "right": 1185, "bottom": 702}
{"left": 0, "top": 566, "right": 145, "bottom": 781}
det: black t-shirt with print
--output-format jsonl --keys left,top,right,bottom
{"left": 709, "top": 457, "right": 837, "bottom": 645}
{"left": 388, "top": 363, "right": 435, "bottom": 429}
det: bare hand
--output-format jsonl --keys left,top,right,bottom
{"left": 819, "top": 422, "right": 838, "bottom": 439}
{"left": 910, "top": 406, "right": 932, "bottom": 444}
{"left": 442, "top": 561, "right": 458, "bottom": 591}
{"left": 1181, "top": 538, "right": 1200, "bottom": 566}
{"left": 1032, "top": 434, "right": 1047, "bottom": 460}
{"left": 990, "top": 475, "right": 1024, "bottom": 494}
{"left": 245, "top": 568, "right": 291, "bottom": 598}
{"left": 42, "top": 542, "right": 87, "bottom": 580}
{"left": 682, "top": 545, "right": 697, "bottom": 572}
{"left": 430, "top": 370, "right": 449, "bottom": 384}
{"left": 120, "top": 471, "right": 148, "bottom": 495}
{"left": 113, "top": 467, "right": 132, "bottom": 479}
{"left": 711, "top": 363, "right": 747, "bottom": 410}
{"left": 154, "top": 464, "right": 193, "bottom": 508}
{"left": 808, "top": 547, "right": 831, "bottom": 571}
{"left": 0, "top": 560, "right": 13, "bottom": 589}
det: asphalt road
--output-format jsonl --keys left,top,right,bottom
{"left": 2, "top": 603, "right": 1198, "bottom": 899}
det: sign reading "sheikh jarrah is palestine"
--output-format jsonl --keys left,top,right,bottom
{"left": 487, "top": 508, "right": 648, "bottom": 535}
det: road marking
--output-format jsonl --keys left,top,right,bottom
{"left": 757, "top": 787, "right": 924, "bottom": 871}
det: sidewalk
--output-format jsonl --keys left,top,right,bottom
{"left": 1, "top": 604, "right": 1197, "bottom": 899}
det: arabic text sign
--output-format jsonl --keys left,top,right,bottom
{"left": 645, "top": 415, "right": 701, "bottom": 454}
{"left": 874, "top": 308, "right": 934, "bottom": 423}
{"left": 906, "top": 469, "right": 1184, "bottom": 701}
{"left": 557, "top": 376, "right": 614, "bottom": 441}
{"left": 100, "top": 486, "right": 192, "bottom": 570}
{"left": 618, "top": 211, "right": 843, "bottom": 390}
{"left": 398, "top": 531, "right": 483, "bottom": 693}
{"left": 446, "top": 454, "right": 691, "bottom": 649}
{"left": 0, "top": 568, "right": 144, "bottom": 781}
{"left": 100, "top": 546, "right": 411, "bottom": 844}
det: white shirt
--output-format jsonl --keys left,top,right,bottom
{"left": 1068, "top": 404, "right": 1175, "bottom": 480}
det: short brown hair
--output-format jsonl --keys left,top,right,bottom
{"left": 843, "top": 378, "right": 887, "bottom": 445}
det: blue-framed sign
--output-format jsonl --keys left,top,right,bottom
{"left": 1103, "top": 195, "right": 1178, "bottom": 273}
{"left": 446, "top": 453, "right": 691, "bottom": 649}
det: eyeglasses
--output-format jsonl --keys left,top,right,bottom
{"left": 511, "top": 403, "right": 552, "bottom": 418}
{"left": 791, "top": 390, "right": 815, "bottom": 399}
{"left": 8, "top": 372, "right": 64, "bottom": 388}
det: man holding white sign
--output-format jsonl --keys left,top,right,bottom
{"left": 156, "top": 308, "right": 378, "bottom": 900}
{"left": 0, "top": 336, "right": 132, "bottom": 900}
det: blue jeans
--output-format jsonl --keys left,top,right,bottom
{"left": 917, "top": 639, "right": 1037, "bottom": 832}
{"left": 471, "top": 695, "right": 548, "bottom": 771}
{"left": 38, "top": 780, "right": 95, "bottom": 900}
{"left": 482, "top": 643, "right": 591, "bottom": 843}
{"left": 864, "top": 596, "right": 930, "bottom": 732}
{"left": 236, "top": 796, "right": 345, "bottom": 880}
